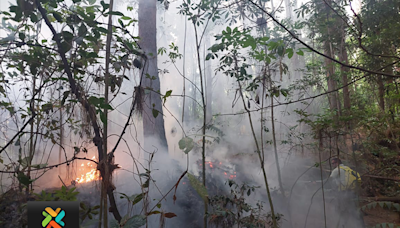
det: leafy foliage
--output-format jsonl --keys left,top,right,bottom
{"left": 187, "top": 172, "right": 208, "bottom": 204}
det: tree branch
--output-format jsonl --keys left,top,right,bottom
{"left": 247, "top": 0, "right": 400, "bottom": 78}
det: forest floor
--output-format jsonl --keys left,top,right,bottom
{"left": 362, "top": 202, "right": 400, "bottom": 227}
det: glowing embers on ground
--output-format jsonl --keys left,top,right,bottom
{"left": 75, "top": 156, "right": 100, "bottom": 183}
{"left": 198, "top": 160, "right": 237, "bottom": 179}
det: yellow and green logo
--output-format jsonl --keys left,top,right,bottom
{"left": 42, "top": 207, "right": 66, "bottom": 228}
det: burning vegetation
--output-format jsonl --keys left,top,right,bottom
{"left": 74, "top": 156, "right": 100, "bottom": 184}
{"left": 197, "top": 160, "right": 237, "bottom": 180}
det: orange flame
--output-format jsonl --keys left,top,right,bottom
{"left": 75, "top": 156, "right": 100, "bottom": 183}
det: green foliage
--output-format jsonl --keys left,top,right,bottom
{"left": 79, "top": 202, "right": 100, "bottom": 221}
{"left": 33, "top": 186, "right": 79, "bottom": 202}
{"left": 369, "top": 223, "right": 400, "bottom": 228}
{"left": 54, "top": 186, "right": 80, "bottom": 201}
{"left": 34, "top": 190, "right": 56, "bottom": 201}
{"left": 119, "top": 192, "right": 146, "bottom": 206}
{"left": 178, "top": 137, "right": 195, "bottom": 154}
{"left": 209, "top": 180, "right": 280, "bottom": 228}
{"left": 109, "top": 215, "right": 146, "bottom": 228}
{"left": 360, "top": 201, "right": 400, "bottom": 213}
{"left": 122, "top": 215, "right": 146, "bottom": 228}
{"left": 187, "top": 172, "right": 208, "bottom": 204}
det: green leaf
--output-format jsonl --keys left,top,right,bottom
{"left": 108, "top": 11, "right": 124, "bottom": 16}
{"left": 109, "top": 219, "right": 120, "bottom": 228}
{"left": 163, "top": 90, "right": 172, "bottom": 103}
{"left": 187, "top": 173, "right": 208, "bottom": 204}
{"left": 97, "top": 27, "right": 108, "bottom": 34}
{"left": 87, "top": 0, "right": 96, "bottom": 5}
{"left": 19, "top": 156, "right": 32, "bottom": 168}
{"left": 206, "top": 53, "right": 213, "bottom": 60}
{"left": 32, "top": 163, "right": 47, "bottom": 169}
{"left": 18, "top": 32, "right": 25, "bottom": 41}
{"left": 152, "top": 108, "right": 159, "bottom": 118}
{"left": 296, "top": 49, "right": 304, "bottom": 56}
{"left": 62, "top": 31, "right": 74, "bottom": 43}
{"left": 52, "top": 12, "right": 63, "bottom": 23}
{"left": 393, "top": 203, "right": 400, "bottom": 211}
{"left": 14, "top": 138, "right": 20, "bottom": 146}
{"left": 88, "top": 96, "right": 101, "bottom": 106}
{"left": 132, "top": 193, "right": 145, "bottom": 206}
{"left": 30, "top": 13, "right": 38, "bottom": 22}
{"left": 61, "top": 91, "right": 70, "bottom": 106}
{"left": 78, "top": 24, "right": 87, "bottom": 37}
{"left": 286, "top": 48, "right": 294, "bottom": 59}
{"left": 141, "top": 179, "right": 149, "bottom": 188}
{"left": 42, "top": 103, "right": 53, "bottom": 113}
{"left": 178, "top": 137, "right": 194, "bottom": 154}
{"left": 60, "top": 41, "right": 72, "bottom": 53}
{"left": 100, "top": 1, "right": 110, "bottom": 12}
{"left": 17, "top": 172, "right": 33, "bottom": 187}
{"left": 165, "top": 90, "right": 172, "bottom": 97}
{"left": 123, "top": 215, "right": 146, "bottom": 228}
{"left": 100, "top": 111, "right": 107, "bottom": 124}
{"left": 147, "top": 210, "right": 161, "bottom": 215}
{"left": 99, "top": 103, "right": 113, "bottom": 110}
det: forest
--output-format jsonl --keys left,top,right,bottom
{"left": 0, "top": 0, "right": 399, "bottom": 227}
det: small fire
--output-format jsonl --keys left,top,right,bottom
{"left": 75, "top": 156, "right": 100, "bottom": 183}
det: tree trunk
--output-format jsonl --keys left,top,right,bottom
{"left": 324, "top": 42, "right": 339, "bottom": 116}
{"left": 377, "top": 75, "right": 385, "bottom": 111}
{"left": 205, "top": 36, "right": 213, "bottom": 124}
{"left": 322, "top": 0, "right": 339, "bottom": 119}
{"left": 339, "top": 22, "right": 351, "bottom": 112}
{"left": 138, "top": 0, "right": 168, "bottom": 152}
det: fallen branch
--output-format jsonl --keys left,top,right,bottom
{"left": 363, "top": 174, "right": 400, "bottom": 182}
{"left": 363, "top": 197, "right": 400, "bottom": 203}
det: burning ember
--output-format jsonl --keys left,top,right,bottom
{"left": 75, "top": 156, "right": 100, "bottom": 183}
{"left": 197, "top": 160, "right": 237, "bottom": 179}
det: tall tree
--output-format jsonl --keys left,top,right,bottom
{"left": 138, "top": 0, "right": 168, "bottom": 152}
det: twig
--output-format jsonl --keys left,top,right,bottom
{"left": 0, "top": 156, "right": 98, "bottom": 174}
{"left": 58, "top": 175, "right": 67, "bottom": 188}
{"left": 214, "top": 60, "right": 400, "bottom": 116}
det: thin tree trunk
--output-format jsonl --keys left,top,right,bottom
{"left": 377, "top": 75, "right": 385, "bottom": 111}
{"left": 193, "top": 22, "right": 208, "bottom": 228}
{"left": 270, "top": 78, "right": 285, "bottom": 196}
{"left": 238, "top": 80, "right": 278, "bottom": 228}
{"left": 139, "top": 0, "right": 168, "bottom": 151}
{"left": 324, "top": 44, "right": 338, "bottom": 115}
{"left": 205, "top": 35, "right": 212, "bottom": 124}
{"left": 102, "top": 0, "right": 114, "bottom": 225}
{"left": 26, "top": 76, "right": 36, "bottom": 195}
{"left": 59, "top": 83, "right": 63, "bottom": 187}
{"left": 339, "top": 28, "right": 351, "bottom": 112}
{"left": 321, "top": 0, "right": 339, "bottom": 120}
{"left": 182, "top": 17, "right": 187, "bottom": 124}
